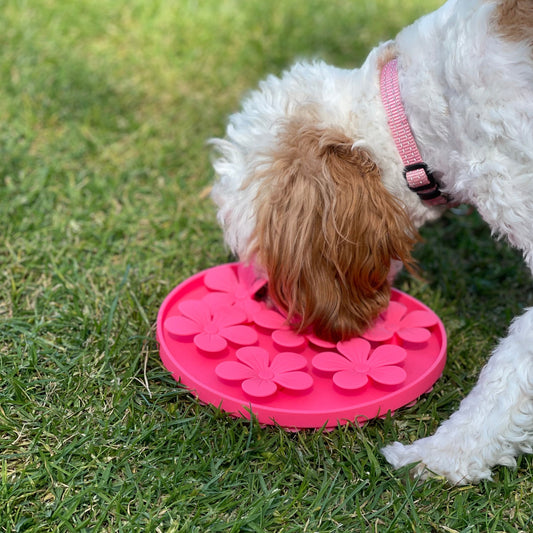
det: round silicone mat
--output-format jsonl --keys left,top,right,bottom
{"left": 157, "top": 263, "right": 446, "bottom": 430}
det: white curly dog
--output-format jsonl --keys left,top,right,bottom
{"left": 210, "top": 0, "right": 533, "bottom": 484}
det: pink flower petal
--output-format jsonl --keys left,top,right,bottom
{"left": 361, "top": 322, "right": 394, "bottom": 343}
{"left": 397, "top": 327, "right": 432, "bottom": 344}
{"left": 337, "top": 338, "right": 371, "bottom": 365}
{"left": 306, "top": 333, "right": 336, "bottom": 349}
{"left": 204, "top": 264, "right": 267, "bottom": 301}
{"left": 381, "top": 301, "right": 408, "bottom": 323}
{"left": 194, "top": 332, "right": 227, "bottom": 353}
{"left": 312, "top": 352, "right": 354, "bottom": 373}
{"left": 272, "top": 329, "right": 306, "bottom": 349}
{"left": 164, "top": 315, "right": 201, "bottom": 337}
{"left": 253, "top": 308, "right": 286, "bottom": 330}
{"left": 368, "top": 365, "right": 407, "bottom": 386}
{"left": 219, "top": 325, "right": 258, "bottom": 346}
{"left": 269, "top": 353, "right": 307, "bottom": 374}
{"left": 368, "top": 345, "right": 407, "bottom": 367}
{"left": 204, "top": 264, "right": 238, "bottom": 292}
{"left": 273, "top": 371, "right": 313, "bottom": 391}
{"left": 399, "top": 310, "right": 438, "bottom": 329}
{"left": 242, "top": 377, "right": 278, "bottom": 398}
{"left": 236, "top": 347, "right": 270, "bottom": 373}
{"left": 333, "top": 370, "right": 368, "bottom": 391}
{"left": 238, "top": 298, "right": 262, "bottom": 321}
{"left": 178, "top": 300, "right": 211, "bottom": 326}
{"left": 215, "top": 361, "right": 256, "bottom": 382}
{"left": 249, "top": 277, "right": 268, "bottom": 295}
{"left": 212, "top": 307, "right": 247, "bottom": 329}
{"left": 237, "top": 263, "right": 267, "bottom": 294}
{"left": 203, "top": 292, "right": 235, "bottom": 310}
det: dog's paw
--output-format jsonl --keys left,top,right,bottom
{"left": 382, "top": 439, "right": 493, "bottom": 485}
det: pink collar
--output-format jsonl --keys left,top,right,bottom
{"left": 380, "top": 59, "right": 448, "bottom": 206}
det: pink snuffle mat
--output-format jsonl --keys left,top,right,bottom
{"left": 157, "top": 263, "right": 447, "bottom": 430}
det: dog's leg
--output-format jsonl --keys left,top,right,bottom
{"left": 383, "top": 307, "right": 533, "bottom": 484}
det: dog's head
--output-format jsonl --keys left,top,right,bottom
{"left": 211, "top": 61, "right": 424, "bottom": 342}
{"left": 248, "top": 120, "right": 419, "bottom": 342}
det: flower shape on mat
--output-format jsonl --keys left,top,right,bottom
{"left": 164, "top": 298, "right": 257, "bottom": 353}
{"left": 312, "top": 338, "right": 407, "bottom": 391}
{"left": 253, "top": 308, "right": 337, "bottom": 350}
{"left": 362, "top": 301, "right": 438, "bottom": 344}
{"left": 215, "top": 346, "right": 313, "bottom": 399}
{"left": 253, "top": 308, "right": 305, "bottom": 349}
{"left": 204, "top": 263, "right": 267, "bottom": 321}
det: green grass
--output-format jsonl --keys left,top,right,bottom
{"left": 1, "top": 0, "right": 533, "bottom": 531}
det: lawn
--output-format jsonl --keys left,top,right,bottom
{"left": 1, "top": 0, "right": 533, "bottom": 531}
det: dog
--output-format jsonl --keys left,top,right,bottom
{"left": 210, "top": 0, "right": 533, "bottom": 484}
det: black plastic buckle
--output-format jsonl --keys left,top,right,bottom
{"left": 402, "top": 162, "right": 438, "bottom": 192}
{"left": 403, "top": 162, "right": 448, "bottom": 204}
{"left": 417, "top": 187, "right": 442, "bottom": 200}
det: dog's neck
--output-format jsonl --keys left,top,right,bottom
{"left": 380, "top": 58, "right": 450, "bottom": 207}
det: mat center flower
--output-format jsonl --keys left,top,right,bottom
{"left": 258, "top": 368, "right": 275, "bottom": 380}
{"left": 235, "top": 287, "right": 249, "bottom": 300}
{"left": 204, "top": 323, "right": 219, "bottom": 335}
{"left": 353, "top": 362, "right": 371, "bottom": 374}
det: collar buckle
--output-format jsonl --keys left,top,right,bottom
{"left": 403, "top": 163, "right": 449, "bottom": 205}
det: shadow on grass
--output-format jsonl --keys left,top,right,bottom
{"left": 410, "top": 210, "right": 533, "bottom": 337}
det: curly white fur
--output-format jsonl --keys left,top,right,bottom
{"left": 211, "top": 0, "right": 533, "bottom": 484}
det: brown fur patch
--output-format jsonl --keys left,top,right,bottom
{"left": 377, "top": 44, "right": 398, "bottom": 72}
{"left": 251, "top": 121, "right": 419, "bottom": 342}
{"left": 494, "top": 0, "right": 533, "bottom": 45}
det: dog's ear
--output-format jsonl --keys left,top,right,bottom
{"left": 251, "top": 123, "right": 419, "bottom": 342}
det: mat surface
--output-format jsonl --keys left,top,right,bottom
{"left": 157, "top": 263, "right": 446, "bottom": 429}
